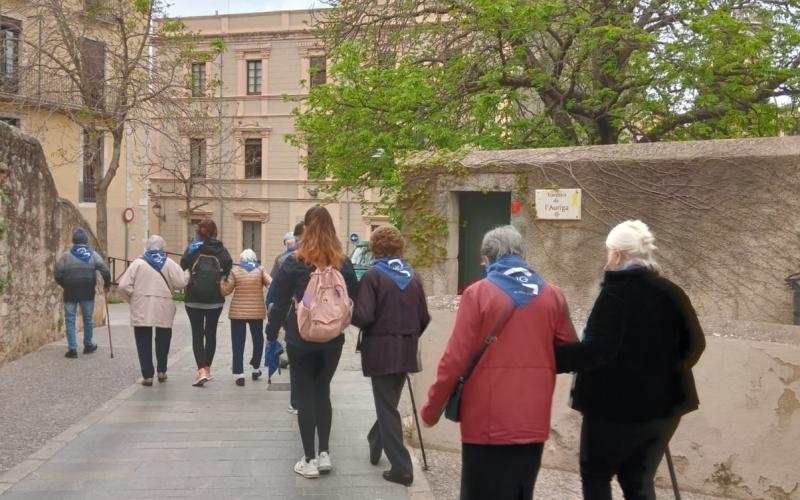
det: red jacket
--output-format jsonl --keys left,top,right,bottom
{"left": 421, "top": 279, "right": 576, "bottom": 444}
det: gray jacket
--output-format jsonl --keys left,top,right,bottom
{"left": 54, "top": 249, "right": 111, "bottom": 302}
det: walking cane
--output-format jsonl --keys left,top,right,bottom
{"left": 665, "top": 445, "right": 681, "bottom": 500}
{"left": 405, "top": 374, "right": 429, "bottom": 471}
{"left": 104, "top": 291, "right": 114, "bottom": 359}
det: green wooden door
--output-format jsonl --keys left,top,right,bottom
{"left": 458, "top": 192, "right": 511, "bottom": 292}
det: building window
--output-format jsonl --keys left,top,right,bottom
{"left": 309, "top": 56, "right": 327, "bottom": 88}
{"left": 0, "top": 16, "right": 21, "bottom": 93}
{"left": 191, "top": 62, "right": 205, "bottom": 97}
{"left": 190, "top": 138, "right": 207, "bottom": 178}
{"left": 0, "top": 117, "right": 19, "bottom": 127}
{"left": 244, "top": 138, "right": 262, "bottom": 179}
{"left": 80, "top": 37, "right": 106, "bottom": 109}
{"left": 81, "top": 128, "right": 103, "bottom": 203}
{"left": 242, "top": 221, "right": 262, "bottom": 263}
{"left": 247, "top": 60, "right": 262, "bottom": 95}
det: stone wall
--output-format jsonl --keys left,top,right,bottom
{"left": 0, "top": 123, "right": 105, "bottom": 365}
{"left": 403, "top": 137, "right": 800, "bottom": 324}
{"left": 408, "top": 299, "right": 800, "bottom": 499}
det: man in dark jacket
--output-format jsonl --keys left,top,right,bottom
{"left": 54, "top": 228, "right": 111, "bottom": 358}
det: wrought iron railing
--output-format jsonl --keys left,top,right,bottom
{"left": 0, "top": 65, "right": 84, "bottom": 109}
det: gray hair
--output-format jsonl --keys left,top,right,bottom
{"left": 240, "top": 249, "right": 258, "bottom": 262}
{"left": 283, "top": 232, "right": 296, "bottom": 245}
{"left": 146, "top": 235, "right": 166, "bottom": 252}
{"left": 480, "top": 225, "right": 524, "bottom": 262}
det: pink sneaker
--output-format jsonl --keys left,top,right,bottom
{"left": 205, "top": 367, "right": 214, "bottom": 381}
{"left": 192, "top": 369, "right": 208, "bottom": 387}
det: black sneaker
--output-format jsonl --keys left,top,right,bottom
{"left": 236, "top": 377, "right": 245, "bottom": 387}
{"left": 252, "top": 369, "right": 262, "bottom": 381}
{"left": 65, "top": 350, "right": 78, "bottom": 359}
{"left": 83, "top": 344, "right": 98, "bottom": 354}
{"left": 279, "top": 357, "right": 289, "bottom": 369}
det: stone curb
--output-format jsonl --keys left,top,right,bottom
{"left": 408, "top": 445, "right": 435, "bottom": 500}
{"left": 0, "top": 345, "right": 193, "bottom": 495}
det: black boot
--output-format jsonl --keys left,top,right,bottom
{"left": 382, "top": 470, "right": 413, "bottom": 486}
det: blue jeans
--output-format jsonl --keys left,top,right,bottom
{"left": 231, "top": 319, "right": 264, "bottom": 375}
{"left": 64, "top": 300, "right": 95, "bottom": 351}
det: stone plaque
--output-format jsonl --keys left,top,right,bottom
{"left": 535, "top": 189, "right": 581, "bottom": 220}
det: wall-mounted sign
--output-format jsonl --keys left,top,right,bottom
{"left": 350, "top": 233, "right": 360, "bottom": 243}
{"left": 122, "top": 208, "right": 136, "bottom": 223}
{"left": 535, "top": 189, "right": 581, "bottom": 220}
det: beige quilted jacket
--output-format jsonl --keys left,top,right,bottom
{"left": 221, "top": 266, "right": 272, "bottom": 320}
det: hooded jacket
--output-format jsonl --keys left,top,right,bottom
{"left": 180, "top": 239, "right": 233, "bottom": 307}
{"left": 54, "top": 249, "right": 111, "bottom": 302}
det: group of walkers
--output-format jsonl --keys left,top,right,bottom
{"left": 54, "top": 209, "right": 705, "bottom": 500}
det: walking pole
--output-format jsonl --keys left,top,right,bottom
{"left": 104, "top": 291, "right": 114, "bottom": 359}
{"left": 665, "top": 445, "right": 681, "bottom": 500}
{"left": 405, "top": 374, "right": 429, "bottom": 471}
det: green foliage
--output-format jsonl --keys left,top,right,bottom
{"left": 294, "top": 0, "right": 800, "bottom": 208}
{"left": 172, "top": 291, "right": 185, "bottom": 302}
{"left": 0, "top": 270, "right": 11, "bottom": 296}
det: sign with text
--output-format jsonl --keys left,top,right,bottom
{"left": 535, "top": 189, "right": 582, "bottom": 220}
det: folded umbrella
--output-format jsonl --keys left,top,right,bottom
{"left": 265, "top": 340, "right": 285, "bottom": 383}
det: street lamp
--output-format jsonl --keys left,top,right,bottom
{"left": 152, "top": 200, "right": 166, "bottom": 222}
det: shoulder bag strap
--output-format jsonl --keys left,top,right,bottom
{"left": 139, "top": 258, "right": 172, "bottom": 293}
{"left": 458, "top": 300, "right": 516, "bottom": 384}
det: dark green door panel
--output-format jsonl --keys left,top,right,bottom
{"left": 457, "top": 192, "right": 511, "bottom": 293}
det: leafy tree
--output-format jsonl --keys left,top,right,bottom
{"left": 289, "top": 0, "right": 800, "bottom": 207}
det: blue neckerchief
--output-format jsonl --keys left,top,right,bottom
{"left": 619, "top": 262, "right": 643, "bottom": 271}
{"left": 71, "top": 244, "right": 93, "bottom": 263}
{"left": 486, "top": 255, "right": 545, "bottom": 308}
{"left": 143, "top": 250, "right": 167, "bottom": 272}
{"left": 240, "top": 261, "right": 258, "bottom": 272}
{"left": 187, "top": 238, "right": 203, "bottom": 255}
{"left": 372, "top": 257, "right": 415, "bottom": 290}
{"left": 283, "top": 248, "right": 296, "bottom": 257}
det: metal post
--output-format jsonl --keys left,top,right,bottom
{"left": 665, "top": 445, "right": 681, "bottom": 500}
{"left": 217, "top": 48, "right": 224, "bottom": 239}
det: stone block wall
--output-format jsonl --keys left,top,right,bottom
{"left": 0, "top": 123, "right": 105, "bottom": 365}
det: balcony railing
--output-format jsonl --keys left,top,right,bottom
{"left": 0, "top": 65, "right": 84, "bottom": 110}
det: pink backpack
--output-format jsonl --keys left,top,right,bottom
{"left": 296, "top": 266, "right": 353, "bottom": 342}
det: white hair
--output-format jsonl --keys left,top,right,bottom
{"left": 146, "top": 235, "right": 166, "bottom": 252}
{"left": 240, "top": 249, "right": 258, "bottom": 262}
{"left": 605, "top": 220, "right": 660, "bottom": 273}
{"left": 283, "top": 232, "right": 296, "bottom": 245}
{"left": 481, "top": 225, "right": 524, "bottom": 262}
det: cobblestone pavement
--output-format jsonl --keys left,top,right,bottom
{"left": 0, "top": 304, "right": 410, "bottom": 499}
{"left": 414, "top": 448, "right": 732, "bottom": 500}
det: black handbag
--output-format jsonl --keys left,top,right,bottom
{"left": 444, "top": 304, "right": 515, "bottom": 422}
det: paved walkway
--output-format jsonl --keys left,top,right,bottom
{"left": 0, "top": 304, "right": 418, "bottom": 499}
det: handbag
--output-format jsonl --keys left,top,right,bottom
{"left": 444, "top": 303, "right": 515, "bottom": 422}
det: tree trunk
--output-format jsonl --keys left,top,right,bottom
{"left": 186, "top": 196, "right": 193, "bottom": 245}
{"left": 95, "top": 187, "right": 109, "bottom": 256}
{"left": 96, "top": 128, "right": 125, "bottom": 255}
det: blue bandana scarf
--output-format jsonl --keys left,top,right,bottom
{"left": 187, "top": 238, "right": 203, "bottom": 255}
{"left": 240, "top": 261, "right": 258, "bottom": 272}
{"left": 71, "top": 244, "right": 93, "bottom": 263}
{"left": 486, "top": 255, "right": 545, "bottom": 308}
{"left": 143, "top": 250, "right": 167, "bottom": 272}
{"left": 373, "top": 257, "right": 415, "bottom": 290}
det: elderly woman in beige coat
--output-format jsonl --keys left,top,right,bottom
{"left": 118, "top": 235, "right": 189, "bottom": 386}
{"left": 221, "top": 249, "right": 272, "bottom": 386}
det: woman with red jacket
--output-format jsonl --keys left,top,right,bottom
{"left": 421, "top": 225, "right": 577, "bottom": 500}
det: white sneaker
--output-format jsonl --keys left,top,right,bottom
{"left": 288, "top": 405, "right": 298, "bottom": 415}
{"left": 317, "top": 451, "right": 332, "bottom": 473}
{"left": 294, "top": 457, "right": 319, "bottom": 479}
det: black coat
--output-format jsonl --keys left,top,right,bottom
{"left": 180, "top": 239, "right": 233, "bottom": 306}
{"left": 555, "top": 268, "right": 705, "bottom": 422}
{"left": 265, "top": 254, "right": 358, "bottom": 349}
{"left": 352, "top": 268, "right": 431, "bottom": 377}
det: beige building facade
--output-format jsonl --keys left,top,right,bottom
{"left": 0, "top": 1, "right": 147, "bottom": 266}
{"left": 148, "top": 10, "right": 384, "bottom": 265}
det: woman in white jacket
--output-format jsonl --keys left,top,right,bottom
{"left": 118, "top": 235, "right": 189, "bottom": 386}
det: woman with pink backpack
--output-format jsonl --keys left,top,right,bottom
{"left": 265, "top": 206, "right": 358, "bottom": 479}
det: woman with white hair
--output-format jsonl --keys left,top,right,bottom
{"left": 221, "top": 249, "right": 272, "bottom": 386}
{"left": 421, "top": 225, "right": 577, "bottom": 500}
{"left": 555, "top": 220, "right": 706, "bottom": 500}
{"left": 118, "top": 235, "right": 189, "bottom": 386}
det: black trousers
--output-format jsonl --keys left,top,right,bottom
{"left": 186, "top": 307, "right": 223, "bottom": 368}
{"left": 580, "top": 414, "right": 681, "bottom": 500}
{"left": 368, "top": 373, "right": 412, "bottom": 476}
{"left": 230, "top": 319, "right": 264, "bottom": 374}
{"left": 287, "top": 343, "right": 343, "bottom": 459}
{"left": 133, "top": 327, "right": 172, "bottom": 379}
{"left": 461, "top": 442, "right": 544, "bottom": 500}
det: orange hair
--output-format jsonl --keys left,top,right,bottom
{"left": 296, "top": 205, "right": 345, "bottom": 269}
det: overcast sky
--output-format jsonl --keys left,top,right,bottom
{"left": 165, "top": 0, "right": 328, "bottom": 17}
